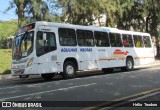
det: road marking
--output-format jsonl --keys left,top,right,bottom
{"left": 0, "top": 85, "right": 24, "bottom": 90}
{"left": 100, "top": 91, "right": 160, "bottom": 110}
{"left": 0, "top": 83, "right": 96, "bottom": 101}
{"left": 0, "top": 73, "right": 102, "bottom": 90}
{"left": 0, "top": 83, "right": 52, "bottom": 90}
{"left": 129, "top": 91, "right": 160, "bottom": 101}
{"left": 0, "top": 80, "right": 58, "bottom": 90}
{"left": 1, "top": 64, "right": 159, "bottom": 90}
{"left": 83, "top": 87, "right": 160, "bottom": 110}
{"left": 0, "top": 78, "right": 89, "bottom": 90}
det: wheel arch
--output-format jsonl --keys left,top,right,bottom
{"left": 64, "top": 57, "right": 78, "bottom": 71}
{"left": 126, "top": 55, "right": 134, "bottom": 65}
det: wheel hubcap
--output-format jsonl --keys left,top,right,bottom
{"left": 127, "top": 61, "right": 132, "bottom": 69}
{"left": 66, "top": 65, "right": 74, "bottom": 75}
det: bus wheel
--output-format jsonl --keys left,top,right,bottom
{"left": 122, "top": 58, "right": 134, "bottom": 71}
{"left": 62, "top": 61, "right": 76, "bottom": 79}
{"left": 41, "top": 74, "right": 54, "bottom": 80}
{"left": 102, "top": 68, "right": 113, "bottom": 73}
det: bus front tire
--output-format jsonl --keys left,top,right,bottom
{"left": 61, "top": 61, "right": 76, "bottom": 79}
{"left": 41, "top": 74, "right": 54, "bottom": 80}
{"left": 122, "top": 58, "right": 134, "bottom": 71}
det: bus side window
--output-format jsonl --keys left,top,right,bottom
{"left": 116, "top": 34, "right": 122, "bottom": 47}
{"left": 110, "top": 33, "right": 122, "bottom": 47}
{"left": 76, "top": 30, "right": 84, "bottom": 46}
{"left": 84, "top": 30, "right": 94, "bottom": 46}
{"left": 94, "top": 32, "right": 101, "bottom": 46}
{"left": 36, "top": 31, "right": 44, "bottom": 49}
{"left": 122, "top": 34, "right": 128, "bottom": 47}
{"left": 36, "top": 31, "right": 56, "bottom": 57}
{"left": 58, "top": 28, "right": 77, "bottom": 46}
{"left": 128, "top": 35, "right": 134, "bottom": 47}
{"left": 133, "top": 35, "right": 144, "bottom": 48}
{"left": 143, "top": 36, "right": 151, "bottom": 47}
{"left": 77, "top": 30, "right": 94, "bottom": 46}
{"left": 122, "top": 34, "right": 133, "bottom": 47}
{"left": 47, "top": 33, "right": 56, "bottom": 48}
{"left": 110, "top": 33, "right": 116, "bottom": 47}
{"left": 94, "top": 31, "right": 110, "bottom": 47}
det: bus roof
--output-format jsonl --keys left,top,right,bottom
{"left": 34, "top": 21, "right": 150, "bottom": 36}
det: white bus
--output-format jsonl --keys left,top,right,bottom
{"left": 11, "top": 21, "right": 155, "bottom": 80}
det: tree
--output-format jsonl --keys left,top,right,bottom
{"left": 5, "top": 0, "right": 51, "bottom": 27}
{"left": 114, "top": 0, "right": 145, "bottom": 31}
{"left": 101, "top": 0, "right": 117, "bottom": 27}
{"left": 143, "top": 0, "right": 160, "bottom": 57}
{"left": 27, "top": 0, "right": 50, "bottom": 22}
{"left": 57, "top": 0, "right": 103, "bottom": 25}
{"left": 143, "top": 0, "right": 160, "bottom": 34}
{"left": 5, "top": 0, "right": 29, "bottom": 27}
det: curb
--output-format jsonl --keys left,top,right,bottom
{"left": 135, "top": 60, "right": 160, "bottom": 68}
{"left": 0, "top": 74, "right": 13, "bottom": 80}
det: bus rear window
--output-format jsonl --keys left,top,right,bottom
{"left": 143, "top": 36, "right": 151, "bottom": 47}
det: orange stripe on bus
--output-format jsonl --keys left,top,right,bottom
{"left": 134, "top": 57, "right": 154, "bottom": 59}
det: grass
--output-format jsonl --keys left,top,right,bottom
{"left": 0, "top": 49, "right": 12, "bottom": 75}
{"left": 0, "top": 20, "right": 18, "bottom": 75}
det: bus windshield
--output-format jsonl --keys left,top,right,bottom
{"left": 12, "top": 31, "right": 34, "bottom": 60}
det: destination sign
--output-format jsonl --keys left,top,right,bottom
{"left": 17, "top": 23, "right": 35, "bottom": 35}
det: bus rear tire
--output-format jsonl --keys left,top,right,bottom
{"left": 41, "top": 74, "right": 54, "bottom": 80}
{"left": 102, "top": 68, "right": 114, "bottom": 73}
{"left": 61, "top": 61, "right": 76, "bottom": 79}
{"left": 122, "top": 58, "right": 134, "bottom": 71}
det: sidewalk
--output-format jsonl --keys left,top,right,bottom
{"left": 135, "top": 60, "right": 160, "bottom": 68}
{"left": 0, "top": 60, "right": 160, "bottom": 81}
{"left": 0, "top": 74, "right": 13, "bottom": 80}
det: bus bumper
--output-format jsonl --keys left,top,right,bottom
{"left": 11, "top": 69, "right": 25, "bottom": 76}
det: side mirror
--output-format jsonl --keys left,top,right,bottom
{"left": 43, "top": 33, "right": 47, "bottom": 40}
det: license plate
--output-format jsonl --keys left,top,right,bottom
{"left": 15, "top": 71, "right": 20, "bottom": 76}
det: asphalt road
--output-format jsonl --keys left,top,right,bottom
{"left": 0, "top": 65, "right": 160, "bottom": 110}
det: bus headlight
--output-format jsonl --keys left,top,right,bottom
{"left": 26, "top": 57, "right": 34, "bottom": 67}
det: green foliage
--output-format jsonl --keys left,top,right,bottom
{"left": 0, "top": 20, "right": 18, "bottom": 39}
{"left": 143, "top": 0, "right": 160, "bottom": 36}
{"left": 116, "top": 0, "right": 145, "bottom": 31}
{"left": 50, "top": 14, "right": 62, "bottom": 22}
{"left": 101, "top": 0, "right": 118, "bottom": 27}
{"left": 27, "top": 0, "right": 51, "bottom": 21}
{"left": 6, "top": 0, "right": 54, "bottom": 27}
{"left": 4, "top": 0, "right": 160, "bottom": 31}
{"left": 5, "top": 0, "right": 160, "bottom": 37}
{"left": 58, "top": 0, "right": 102, "bottom": 25}
{"left": 6, "top": 0, "right": 30, "bottom": 27}
{"left": 0, "top": 20, "right": 17, "bottom": 49}
{"left": 0, "top": 39, "right": 7, "bottom": 49}
{"left": 0, "top": 49, "right": 12, "bottom": 74}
